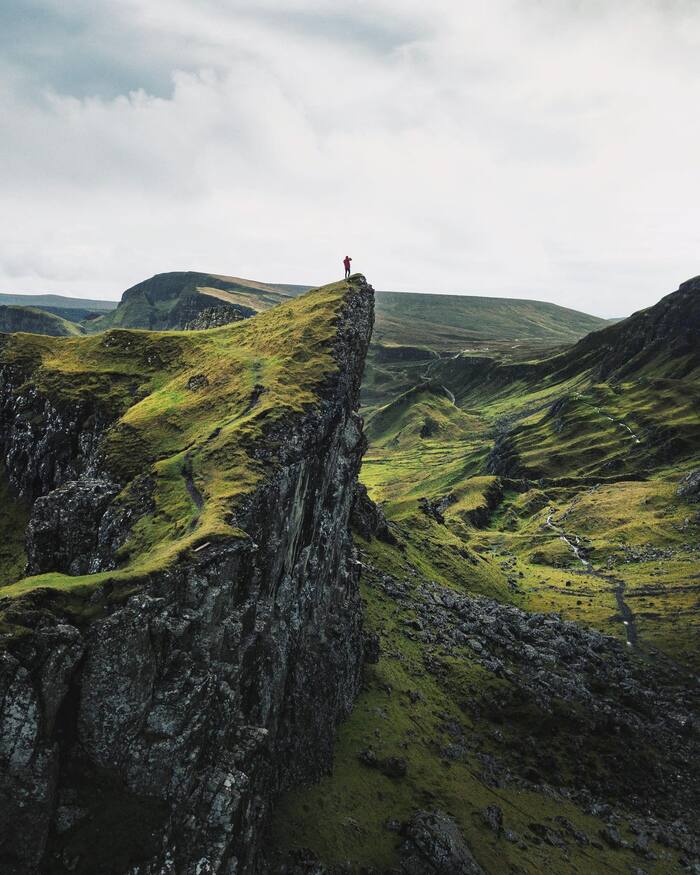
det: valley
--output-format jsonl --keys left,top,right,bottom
{"left": 271, "top": 277, "right": 700, "bottom": 873}
{"left": 0, "top": 273, "right": 697, "bottom": 874}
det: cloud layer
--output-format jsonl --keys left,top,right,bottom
{"left": 2, "top": 0, "right": 700, "bottom": 314}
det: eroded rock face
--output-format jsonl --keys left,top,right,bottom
{"left": 184, "top": 303, "right": 252, "bottom": 330}
{"left": 351, "top": 482, "right": 396, "bottom": 544}
{"left": 678, "top": 469, "right": 700, "bottom": 500}
{"left": 25, "top": 478, "right": 120, "bottom": 574}
{"left": 0, "top": 280, "right": 374, "bottom": 874}
{"left": 0, "top": 377, "right": 110, "bottom": 501}
{"left": 399, "top": 810, "right": 485, "bottom": 874}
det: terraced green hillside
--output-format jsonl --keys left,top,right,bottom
{"left": 271, "top": 277, "right": 700, "bottom": 873}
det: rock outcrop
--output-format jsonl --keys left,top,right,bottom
{"left": 0, "top": 278, "right": 374, "bottom": 874}
{"left": 25, "top": 478, "right": 121, "bottom": 575}
{"left": 399, "top": 810, "right": 486, "bottom": 874}
{"left": 184, "top": 303, "right": 253, "bottom": 330}
{"left": 678, "top": 469, "right": 700, "bottom": 500}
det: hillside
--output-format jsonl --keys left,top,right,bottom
{"left": 0, "top": 277, "right": 374, "bottom": 873}
{"left": 1, "top": 270, "right": 698, "bottom": 874}
{"left": 88, "top": 271, "right": 293, "bottom": 331}
{"left": 0, "top": 304, "right": 84, "bottom": 336}
{"left": 0, "top": 291, "right": 117, "bottom": 311}
{"left": 270, "top": 277, "right": 700, "bottom": 873}
{"left": 374, "top": 290, "right": 610, "bottom": 352}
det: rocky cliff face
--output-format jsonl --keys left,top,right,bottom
{"left": 184, "top": 303, "right": 254, "bottom": 331}
{"left": 0, "top": 278, "right": 374, "bottom": 874}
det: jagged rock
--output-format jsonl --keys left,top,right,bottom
{"left": 187, "top": 373, "right": 210, "bottom": 390}
{"left": 399, "top": 810, "right": 485, "bottom": 874}
{"left": 481, "top": 804, "right": 503, "bottom": 835}
{"left": 0, "top": 381, "right": 111, "bottom": 501}
{"left": 351, "top": 482, "right": 396, "bottom": 543}
{"left": 678, "top": 469, "right": 700, "bottom": 500}
{"left": 25, "top": 478, "right": 120, "bottom": 574}
{"left": 417, "top": 494, "right": 456, "bottom": 525}
{"left": 0, "top": 278, "right": 375, "bottom": 874}
{"left": 0, "top": 623, "right": 83, "bottom": 869}
{"left": 184, "top": 303, "right": 252, "bottom": 330}
{"left": 600, "top": 825, "right": 624, "bottom": 848}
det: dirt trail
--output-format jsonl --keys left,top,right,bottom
{"left": 545, "top": 509, "right": 637, "bottom": 647}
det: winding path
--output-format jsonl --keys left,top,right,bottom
{"left": 545, "top": 509, "right": 637, "bottom": 647}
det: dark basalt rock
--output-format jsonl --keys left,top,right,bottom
{"left": 351, "top": 482, "right": 396, "bottom": 543}
{"left": 399, "top": 810, "right": 485, "bottom": 874}
{"left": 678, "top": 469, "right": 700, "bottom": 500}
{"left": 0, "top": 385, "right": 110, "bottom": 502}
{"left": 183, "top": 302, "right": 253, "bottom": 330}
{"left": 0, "top": 279, "right": 375, "bottom": 874}
{"left": 417, "top": 493, "right": 456, "bottom": 525}
{"left": 25, "top": 478, "right": 120, "bottom": 575}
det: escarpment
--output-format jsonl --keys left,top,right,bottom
{"left": 0, "top": 277, "right": 374, "bottom": 874}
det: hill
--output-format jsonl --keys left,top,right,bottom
{"left": 0, "top": 305, "right": 84, "bottom": 337}
{"left": 271, "top": 276, "right": 700, "bottom": 873}
{"left": 374, "top": 290, "right": 610, "bottom": 352}
{"left": 88, "top": 271, "right": 293, "bottom": 331}
{"left": 0, "top": 277, "right": 374, "bottom": 872}
{"left": 0, "top": 291, "right": 116, "bottom": 311}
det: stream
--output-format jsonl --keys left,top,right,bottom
{"left": 545, "top": 510, "right": 637, "bottom": 647}
{"left": 573, "top": 393, "right": 642, "bottom": 444}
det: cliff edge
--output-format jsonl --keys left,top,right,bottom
{"left": 0, "top": 276, "right": 374, "bottom": 874}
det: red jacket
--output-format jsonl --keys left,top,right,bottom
{"left": 343, "top": 256, "right": 352, "bottom": 270}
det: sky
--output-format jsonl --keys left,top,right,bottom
{"left": 1, "top": 1, "right": 700, "bottom": 316}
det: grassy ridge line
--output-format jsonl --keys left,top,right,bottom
{"left": 0, "top": 277, "right": 363, "bottom": 600}
{"left": 87, "top": 272, "right": 294, "bottom": 332}
{"left": 0, "top": 292, "right": 117, "bottom": 311}
{"left": 374, "top": 291, "right": 609, "bottom": 352}
{"left": 0, "top": 305, "right": 85, "bottom": 337}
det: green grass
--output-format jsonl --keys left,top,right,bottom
{"left": 0, "top": 278, "right": 362, "bottom": 602}
{"left": 269, "top": 537, "right": 681, "bottom": 874}
{"left": 0, "top": 305, "right": 84, "bottom": 337}
{"left": 87, "top": 271, "right": 293, "bottom": 332}
{"left": 374, "top": 291, "right": 609, "bottom": 353}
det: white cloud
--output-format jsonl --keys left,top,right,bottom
{"left": 1, "top": 0, "right": 699, "bottom": 314}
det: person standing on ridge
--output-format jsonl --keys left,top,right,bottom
{"left": 343, "top": 255, "right": 352, "bottom": 279}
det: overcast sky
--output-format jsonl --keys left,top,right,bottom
{"left": 1, "top": 1, "right": 699, "bottom": 315}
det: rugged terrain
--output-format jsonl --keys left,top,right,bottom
{"left": 86, "top": 272, "right": 297, "bottom": 332}
{"left": 1, "top": 272, "right": 698, "bottom": 874}
{"left": 0, "top": 277, "right": 374, "bottom": 873}
{"left": 0, "top": 306, "right": 84, "bottom": 338}
{"left": 270, "top": 278, "right": 700, "bottom": 874}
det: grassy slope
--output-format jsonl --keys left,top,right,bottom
{"left": 271, "top": 283, "right": 699, "bottom": 872}
{"left": 0, "top": 278, "right": 357, "bottom": 602}
{"left": 0, "top": 305, "right": 84, "bottom": 337}
{"left": 87, "top": 272, "right": 292, "bottom": 331}
{"left": 270, "top": 538, "right": 686, "bottom": 875}
{"left": 374, "top": 291, "right": 609, "bottom": 352}
{"left": 0, "top": 292, "right": 117, "bottom": 311}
